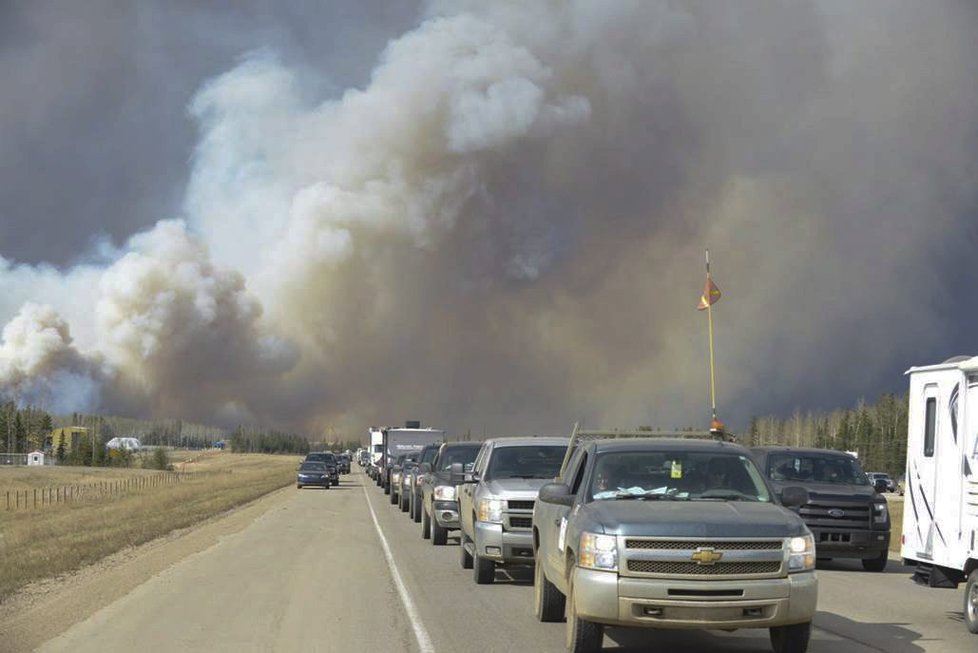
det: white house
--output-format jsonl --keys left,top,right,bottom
{"left": 27, "top": 451, "right": 45, "bottom": 466}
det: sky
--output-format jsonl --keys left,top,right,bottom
{"left": 0, "top": 0, "right": 976, "bottom": 440}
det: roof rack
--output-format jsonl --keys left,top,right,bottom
{"left": 558, "top": 423, "right": 736, "bottom": 476}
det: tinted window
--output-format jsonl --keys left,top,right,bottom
{"left": 484, "top": 445, "right": 565, "bottom": 480}
{"left": 924, "top": 397, "right": 936, "bottom": 457}
{"left": 300, "top": 462, "right": 326, "bottom": 471}
{"left": 766, "top": 453, "right": 868, "bottom": 485}
{"left": 437, "top": 446, "right": 480, "bottom": 471}
{"left": 590, "top": 451, "right": 770, "bottom": 502}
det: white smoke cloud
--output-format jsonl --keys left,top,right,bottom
{"left": 0, "top": 1, "right": 975, "bottom": 435}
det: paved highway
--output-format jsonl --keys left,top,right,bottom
{"left": 31, "top": 470, "right": 974, "bottom": 652}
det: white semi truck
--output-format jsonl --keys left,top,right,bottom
{"left": 901, "top": 355, "right": 978, "bottom": 634}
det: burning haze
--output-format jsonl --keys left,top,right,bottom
{"left": 1, "top": 1, "right": 976, "bottom": 437}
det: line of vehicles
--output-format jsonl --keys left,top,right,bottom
{"left": 296, "top": 450, "right": 351, "bottom": 489}
{"left": 351, "top": 355, "right": 978, "bottom": 650}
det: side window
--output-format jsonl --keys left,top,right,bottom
{"left": 474, "top": 444, "right": 491, "bottom": 474}
{"left": 570, "top": 453, "right": 589, "bottom": 494}
{"left": 924, "top": 397, "right": 937, "bottom": 457}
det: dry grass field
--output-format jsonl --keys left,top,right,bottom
{"left": 0, "top": 452, "right": 299, "bottom": 599}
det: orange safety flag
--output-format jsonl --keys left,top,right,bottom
{"left": 697, "top": 277, "right": 721, "bottom": 310}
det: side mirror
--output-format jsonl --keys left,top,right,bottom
{"left": 538, "top": 482, "right": 575, "bottom": 507}
{"left": 419, "top": 462, "right": 432, "bottom": 473}
{"left": 780, "top": 486, "right": 809, "bottom": 508}
{"left": 450, "top": 462, "right": 465, "bottom": 483}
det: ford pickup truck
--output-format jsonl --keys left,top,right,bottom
{"left": 457, "top": 436, "right": 569, "bottom": 584}
{"left": 752, "top": 446, "right": 890, "bottom": 571}
{"left": 533, "top": 434, "right": 817, "bottom": 653}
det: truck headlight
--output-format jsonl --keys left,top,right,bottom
{"left": 579, "top": 532, "right": 617, "bottom": 572}
{"left": 872, "top": 501, "right": 889, "bottom": 525}
{"left": 787, "top": 534, "right": 816, "bottom": 572}
{"left": 391, "top": 472, "right": 401, "bottom": 485}
{"left": 434, "top": 485, "right": 456, "bottom": 501}
{"left": 477, "top": 498, "right": 505, "bottom": 523}
{"left": 416, "top": 475, "right": 424, "bottom": 487}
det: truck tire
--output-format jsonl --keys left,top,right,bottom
{"left": 965, "top": 571, "right": 978, "bottom": 634}
{"left": 861, "top": 549, "right": 887, "bottom": 572}
{"left": 412, "top": 495, "right": 422, "bottom": 523}
{"left": 296, "top": 484, "right": 302, "bottom": 489}
{"left": 769, "top": 621, "right": 811, "bottom": 653}
{"left": 421, "top": 507, "right": 431, "bottom": 540}
{"left": 432, "top": 518, "right": 448, "bottom": 545}
{"left": 473, "top": 549, "right": 494, "bottom": 584}
{"left": 565, "top": 580, "right": 603, "bottom": 653}
{"left": 534, "top": 556, "right": 565, "bottom": 622}
{"left": 384, "top": 482, "right": 390, "bottom": 495}
{"left": 399, "top": 491, "right": 409, "bottom": 512}
{"left": 459, "top": 534, "right": 473, "bottom": 569}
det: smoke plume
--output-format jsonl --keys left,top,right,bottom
{"left": 1, "top": 1, "right": 976, "bottom": 437}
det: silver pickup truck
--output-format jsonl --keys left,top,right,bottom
{"left": 533, "top": 434, "right": 817, "bottom": 653}
{"left": 457, "top": 436, "right": 569, "bottom": 584}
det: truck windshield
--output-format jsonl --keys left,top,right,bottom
{"left": 437, "top": 446, "right": 480, "bottom": 471}
{"left": 589, "top": 451, "right": 771, "bottom": 502}
{"left": 766, "top": 453, "right": 869, "bottom": 485}
{"left": 484, "top": 445, "right": 565, "bottom": 480}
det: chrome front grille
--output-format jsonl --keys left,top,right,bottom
{"left": 626, "top": 560, "right": 782, "bottom": 575}
{"left": 625, "top": 540, "right": 782, "bottom": 551}
{"left": 508, "top": 500, "right": 535, "bottom": 511}
{"left": 621, "top": 537, "right": 785, "bottom": 579}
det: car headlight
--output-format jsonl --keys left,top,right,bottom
{"left": 579, "top": 532, "right": 618, "bottom": 572}
{"left": 433, "top": 485, "right": 456, "bottom": 501}
{"left": 392, "top": 472, "right": 401, "bottom": 485}
{"left": 873, "top": 501, "right": 889, "bottom": 525}
{"left": 477, "top": 498, "right": 505, "bottom": 523}
{"left": 787, "top": 534, "right": 816, "bottom": 572}
{"left": 416, "top": 475, "right": 424, "bottom": 486}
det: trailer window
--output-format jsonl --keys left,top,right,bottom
{"left": 924, "top": 397, "right": 936, "bottom": 457}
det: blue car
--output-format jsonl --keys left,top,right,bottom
{"left": 296, "top": 461, "right": 330, "bottom": 489}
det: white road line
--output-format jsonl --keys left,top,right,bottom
{"left": 362, "top": 481, "right": 436, "bottom": 653}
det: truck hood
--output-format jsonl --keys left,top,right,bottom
{"left": 768, "top": 480, "right": 880, "bottom": 502}
{"left": 486, "top": 478, "right": 552, "bottom": 496}
{"left": 579, "top": 500, "right": 808, "bottom": 538}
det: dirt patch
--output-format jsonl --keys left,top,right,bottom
{"left": 0, "top": 485, "right": 293, "bottom": 653}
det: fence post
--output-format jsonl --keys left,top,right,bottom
{"left": 6, "top": 490, "right": 8, "bottom": 510}
{"left": 33, "top": 488, "right": 37, "bottom": 509}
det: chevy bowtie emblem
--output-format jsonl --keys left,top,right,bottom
{"left": 691, "top": 547, "right": 723, "bottom": 565}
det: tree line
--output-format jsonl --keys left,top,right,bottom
{"left": 229, "top": 425, "right": 311, "bottom": 454}
{"left": 745, "top": 392, "right": 908, "bottom": 477}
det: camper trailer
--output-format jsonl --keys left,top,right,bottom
{"left": 901, "top": 355, "right": 978, "bottom": 634}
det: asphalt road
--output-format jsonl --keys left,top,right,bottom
{"left": 36, "top": 470, "right": 974, "bottom": 653}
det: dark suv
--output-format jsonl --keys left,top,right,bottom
{"left": 304, "top": 452, "right": 340, "bottom": 486}
{"left": 752, "top": 446, "right": 890, "bottom": 571}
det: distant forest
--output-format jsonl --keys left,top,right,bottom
{"left": 0, "top": 393, "right": 911, "bottom": 474}
{"left": 745, "top": 392, "right": 908, "bottom": 477}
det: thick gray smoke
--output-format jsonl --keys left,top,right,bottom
{"left": 1, "top": 1, "right": 976, "bottom": 437}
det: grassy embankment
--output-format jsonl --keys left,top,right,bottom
{"left": 0, "top": 452, "right": 298, "bottom": 599}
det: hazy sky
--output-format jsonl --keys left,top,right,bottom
{"left": 1, "top": 1, "right": 976, "bottom": 439}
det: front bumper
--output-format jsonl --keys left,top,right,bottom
{"left": 474, "top": 521, "right": 535, "bottom": 565}
{"left": 433, "top": 500, "right": 461, "bottom": 528}
{"left": 809, "top": 527, "right": 889, "bottom": 558}
{"left": 572, "top": 568, "right": 817, "bottom": 630}
{"left": 296, "top": 476, "right": 330, "bottom": 487}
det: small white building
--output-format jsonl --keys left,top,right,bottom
{"left": 27, "top": 451, "right": 45, "bottom": 466}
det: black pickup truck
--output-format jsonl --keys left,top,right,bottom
{"left": 419, "top": 442, "right": 482, "bottom": 545}
{"left": 752, "top": 446, "right": 890, "bottom": 571}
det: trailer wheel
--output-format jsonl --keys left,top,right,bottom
{"left": 965, "top": 571, "right": 978, "bottom": 634}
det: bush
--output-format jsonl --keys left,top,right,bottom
{"left": 144, "top": 447, "right": 173, "bottom": 471}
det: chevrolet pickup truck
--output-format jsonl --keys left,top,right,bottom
{"left": 533, "top": 435, "right": 817, "bottom": 653}
{"left": 457, "top": 436, "right": 569, "bottom": 584}
{"left": 752, "top": 446, "right": 890, "bottom": 572}
{"left": 419, "top": 442, "right": 483, "bottom": 543}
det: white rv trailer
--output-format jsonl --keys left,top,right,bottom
{"left": 369, "top": 427, "right": 385, "bottom": 468}
{"left": 901, "top": 355, "right": 978, "bottom": 634}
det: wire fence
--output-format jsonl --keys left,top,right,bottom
{"left": 3, "top": 470, "right": 229, "bottom": 512}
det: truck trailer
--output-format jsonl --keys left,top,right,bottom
{"left": 901, "top": 355, "right": 978, "bottom": 634}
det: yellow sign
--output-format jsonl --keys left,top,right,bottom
{"left": 670, "top": 460, "right": 682, "bottom": 479}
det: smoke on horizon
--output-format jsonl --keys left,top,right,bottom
{"left": 1, "top": 1, "right": 976, "bottom": 438}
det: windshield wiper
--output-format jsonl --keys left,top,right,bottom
{"left": 694, "top": 491, "right": 757, "bottom": 502}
